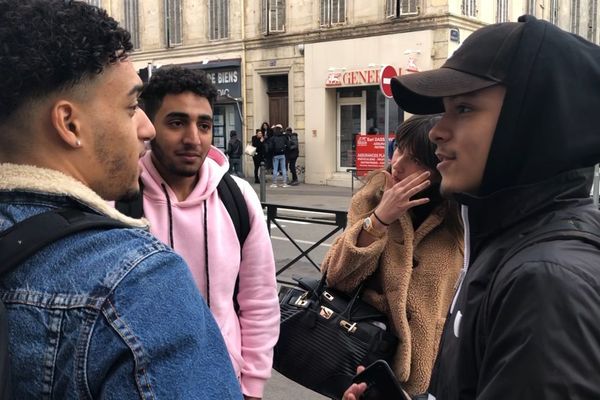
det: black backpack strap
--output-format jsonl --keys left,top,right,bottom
{"left": 0, "top": 208, "right": 128, "bottom": 398}
{"left": 0, "top": 208, "right": 130, "bottom": 274}
{"left": 217, "top": 173, "right": 250, "bottom": 248}
{"left": 217, "top": 174, "right": 251, "bottom": 313}
{"left": 115, "top": 180, "right": 145, "bottom": 219}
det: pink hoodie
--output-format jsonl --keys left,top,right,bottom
{"left": 139, "top": 147, "right": 280, "bottom": 397}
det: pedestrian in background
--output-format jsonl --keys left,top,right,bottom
{"left": 285, "top": 127, "right": 300, "bottom": 185}
{"left": 130, "top": 66, "right": 280, "bottom": 400}
{"left": 345, "top": 15, "right": 600, "bottom": 400}
{"left": 268, "top": 124, "right": 289, "bottom": 188}
{"left": 0, "top": 1, "right": 241, "bottom": 398}
{"left": 251, "top": 129, "right": 266, "bottom": 184}
{"left": 260, "top": 121, "right": 272, "bottom": 139}
{"left": 260, "top": 121, "right": 273, "bottom": 171}
{"left": 323, "top": 115, "right": 463, "bottom": 396}
{"left": 226, "top": 130, "right": 243, "bottom": 177}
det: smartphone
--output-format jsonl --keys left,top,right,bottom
{"left": 352, "top": 360, "right": 411, "bottom": 400}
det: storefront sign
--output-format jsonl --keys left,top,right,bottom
{"left": 326, "top": 68, "right": 383, "bottom": 87}
{"left": 355, "top": 134, "right": 386, "bottom": 175}
{"left": 205, "top": 68, "right": 241, "bottom": 98}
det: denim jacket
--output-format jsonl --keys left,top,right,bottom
{"left": 0, "top": 164, "right": 243, "bottom": 399}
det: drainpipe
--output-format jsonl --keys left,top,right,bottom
{"left": 240, "top": 0, "right": 250, "bottom": 178}
{"left": 241, "top": 0, "right": 248, "bottom": 139}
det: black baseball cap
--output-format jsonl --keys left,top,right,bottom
{"left": 391, "top": 19, "right": 526, "bottom": 114}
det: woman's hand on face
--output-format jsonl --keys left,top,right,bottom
{"left": 374, "top": 170, "right": 431, "bottom": 225}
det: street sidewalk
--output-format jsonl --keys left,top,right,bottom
{"left": 245, "top": 178, "right": 354, "bottom": 212}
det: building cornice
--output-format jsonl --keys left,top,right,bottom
{"left": 130, "top": 13, "right": 486, "bottom": 63}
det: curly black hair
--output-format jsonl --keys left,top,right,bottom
{"left": 141, "top": 66, "right": 218, "bottom": 121}
{"left": 0, "top": 0, "right": 133, "bottom": 123}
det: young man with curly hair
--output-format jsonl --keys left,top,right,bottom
{"left": 130, "top": 66, "right": 279, "bottom": 400}
{"left": 0, "top": 1, "right": 241, "bottom": 398}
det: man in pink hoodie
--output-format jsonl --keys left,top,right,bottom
{"left": 134, "top": 66, "right": 280, "bottom": 400}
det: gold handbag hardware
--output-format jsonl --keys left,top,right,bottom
{"left": 323, "top": 291, "right": 334, "bottom": 301}
{"left": 319, "top": 306, "right": 334, "bottom": 319}
{"left": 294, "top": 291, "right": 309, "bottom": 307}
{"left": 339, "top": 320, "right": 357, "bottom": 333}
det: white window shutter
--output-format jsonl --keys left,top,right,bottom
{"left": 386, "top": 0, "right": 397, "bottom": 18}
{"left": 320, "top": 0, "right": 330, "bottom": 27}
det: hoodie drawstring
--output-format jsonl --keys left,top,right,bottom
{"left": 160, "top": 183, "right": 175, "bottom": 248}
{"left": 160, "top": 184, "right": 211, "bottom": 308}
{"left": 203, "top": 199, "right": 210, "bottom": 307}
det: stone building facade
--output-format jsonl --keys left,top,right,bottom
{"left": 92, "top": 0, "right": 599, "bottom": 186}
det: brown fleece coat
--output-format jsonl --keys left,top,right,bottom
{"left": 322, "top": 172, "right": 463, "bottom": 395}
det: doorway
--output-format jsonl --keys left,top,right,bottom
{"left": 337, "top": 91, "right": 366, "bottom": 171}
{"left": 267, "top": 75, "right": 289, "bottom": 129}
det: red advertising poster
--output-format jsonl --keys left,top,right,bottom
{"left": 355, "top": 134, "right": 386, "bottom": 176}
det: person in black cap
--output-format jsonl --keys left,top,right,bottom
{"left": 344, "top": 15, "right": 600, "bottom": 400}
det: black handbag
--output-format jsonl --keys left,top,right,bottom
{"left": 273, "top": 275, "right": 398, "bottom": 400}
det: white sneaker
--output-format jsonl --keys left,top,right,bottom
{"left": 270, "top": 184, "right": 278, "bottom": 188}
{"left": 282, "top": 184, "right": 290, "bottom": 188}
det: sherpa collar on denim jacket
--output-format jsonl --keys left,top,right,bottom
{"left": 0, "top": 163, "right": 148, "bottom": 228}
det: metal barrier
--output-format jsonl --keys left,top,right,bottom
{"left": 263, "top": 202, "right": 347, "bottom": 285}
{"left": 346, "top": 168, "right": 371, "bottom": 193}
{"left": 346, "top": 168, "right": 357, "bottom": 193}
{"left": 259, "top": 161, "right": 266, "bottom": 202}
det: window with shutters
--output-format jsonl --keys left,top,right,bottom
{"left": 461, "top": 0, "right": 477, "bottom": 17}
{"left": 386, "top": 0, "right": 419, "bottom": 17}
{"left": 209, "top": 0, "right": 229, "bottom": 40}
{"left": 165, "top": 0, "right": 182, "bottom": 46}
{"left": 496, "top": 0, "right": 508, "bottom": 22}
{"left": 571, "top": 0, "right": 581, "bottom": 34}
{"left": 400, "top": 0, "right": 418, "bottom": 15}
{"left": 261, "top": 0, "right": 285, "bottom": 34}
{"left": 320, "top": 0, "right": 346, "bottom": 27}
{"left": 124, "top": 0, "right": 140, "bottom": 49}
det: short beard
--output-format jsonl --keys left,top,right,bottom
{"left": 174, "top": 168, "right": 199, "bottom": 177}
{"left": 151, "top": 141, "right": 202, "bottom": 178}
{"left": 116, "top": 186, "right": 142, "bottom": 202}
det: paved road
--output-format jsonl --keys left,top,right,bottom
{"left": 264, "top": 370, "right": 329, "bottom": 400}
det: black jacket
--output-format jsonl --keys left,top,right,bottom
{"left": 285, "top": 132, "right": 299, "bottom": 159}
{"left": 251, "top": 135, "right": 265, "bottom": 160}
{"left": 429, "top": 170, "right": 600, "bottom": 400}
{"left": 226, "top": 137, "right": 242, "bottom": 159}
{"left": 267, "top": 133, "right": 288, "bottom": 156}
{"left": 428, "top": 16, "right": 600, "bottom": 400}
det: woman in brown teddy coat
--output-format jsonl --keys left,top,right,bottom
{"left": 322, "top": 114, "right": 463, "bottom": 396}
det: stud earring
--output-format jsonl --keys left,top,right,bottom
{"left": 75, "top": 139, "right": 81, "bottom": 147}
